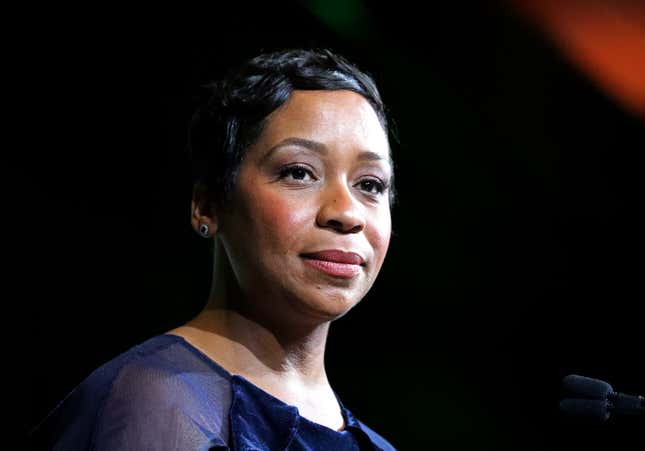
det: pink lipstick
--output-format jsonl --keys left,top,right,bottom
{"left": 300, "top": 250, "right": 364, "bottom": 278}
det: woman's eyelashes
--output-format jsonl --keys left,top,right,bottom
{"left": 278, "top": 164, "right": 316, "bottom": 182}
{"left": 277, "top": 164, "right": 388, "bottom": 197}
{"left": 355, "top": 178, "right": 387, "bottom": 195}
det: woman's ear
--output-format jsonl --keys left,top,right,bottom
{"left": 191, "top": 196, "right": 218, "bottom": 238}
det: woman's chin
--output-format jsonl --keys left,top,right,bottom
{"left": 288, "top": 287, "right": 363, "bottom": 323}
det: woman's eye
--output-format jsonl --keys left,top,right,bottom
{"left": 357, "top": 179, "right": 386, "bottom": 195}
{"left": 278, "top": 165, "right": 315, "bottom": 182}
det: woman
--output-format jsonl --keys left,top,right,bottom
{"left": 31, "top": 48, "right": 397, "bottom": 450}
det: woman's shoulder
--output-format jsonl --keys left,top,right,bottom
{"left": 30, "top": 333, "right": 232, "bottom": 450}
{"left": 96, "top": 333, "right": 233, "bottom": 408}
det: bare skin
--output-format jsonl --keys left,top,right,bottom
{"left": 168, "top": 89, "right": 392, "bottom": 431}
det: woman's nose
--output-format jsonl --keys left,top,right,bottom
{"left": 316, "top": 180, "right": 366, "bottom": 233}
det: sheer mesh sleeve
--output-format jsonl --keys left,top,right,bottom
{"left": 31, "top": 335, "right": 233, "bottom": 451}
{"left": 92, "top": 358, "right": 231, "bottom": 450}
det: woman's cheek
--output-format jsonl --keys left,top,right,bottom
{"left": 370, "top": 212, "right": 392, "bottom": 263}
{"left": 253, "top": 189, "right": 313, "bottom": 243}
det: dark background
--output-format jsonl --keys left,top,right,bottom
{"left": 24, "top": 1, "right": 644, "bottom": 449}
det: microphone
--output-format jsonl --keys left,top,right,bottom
{"left": 559, "top": 374, "right": 645, "bottom": 421}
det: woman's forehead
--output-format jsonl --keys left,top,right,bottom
{"left": 256, "top": 89, "right": 390, "bottom": 158}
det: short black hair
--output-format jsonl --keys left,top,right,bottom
{"left": 188, "top": 47, "right": 396, "bottom": 215}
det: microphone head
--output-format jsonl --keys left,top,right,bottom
{"left": 562, "top": 374, "right": 613, "bottom": 400}
{"left": 559, "top": 398, "right": 611, "bottom": 421}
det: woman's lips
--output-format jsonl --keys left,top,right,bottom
{"left": 300, "top": 250, "right": 365, "bottom": 278}
{"left": 300, "top": 250, "right": 365, "bottom": 265}
{"left": 302, "top": 258, "right": 362, "bottom": 278}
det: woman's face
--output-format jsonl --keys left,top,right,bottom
{"left": 217, "top": 89, "right": 392, "bottom": 326}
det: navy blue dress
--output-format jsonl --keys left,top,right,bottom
{"left": 30, "top": 334, "right": 396, "bottom": 450}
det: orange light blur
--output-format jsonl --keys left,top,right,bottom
{"left": 510, "top": 0, "right": 645, "bottom": 118}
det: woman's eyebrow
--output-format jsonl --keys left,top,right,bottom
{"left": 260, "top": 137, "right": 390, "bottom": 166}
{"left": 357, "top": 151, "right": 385, "bottom": 162}
{"left": 259, "top": 137, "right": 327, "bottom": 164}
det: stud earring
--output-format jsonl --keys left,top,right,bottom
{"left": 199, "top": 223, "right": 209, "bottom": 238}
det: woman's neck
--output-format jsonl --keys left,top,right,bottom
{"left": 184, "top": 305, "right": 331, "bottom": 386}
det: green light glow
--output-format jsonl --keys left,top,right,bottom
{"left": 303, "top": 0, "right": 372, "bottom": 39}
